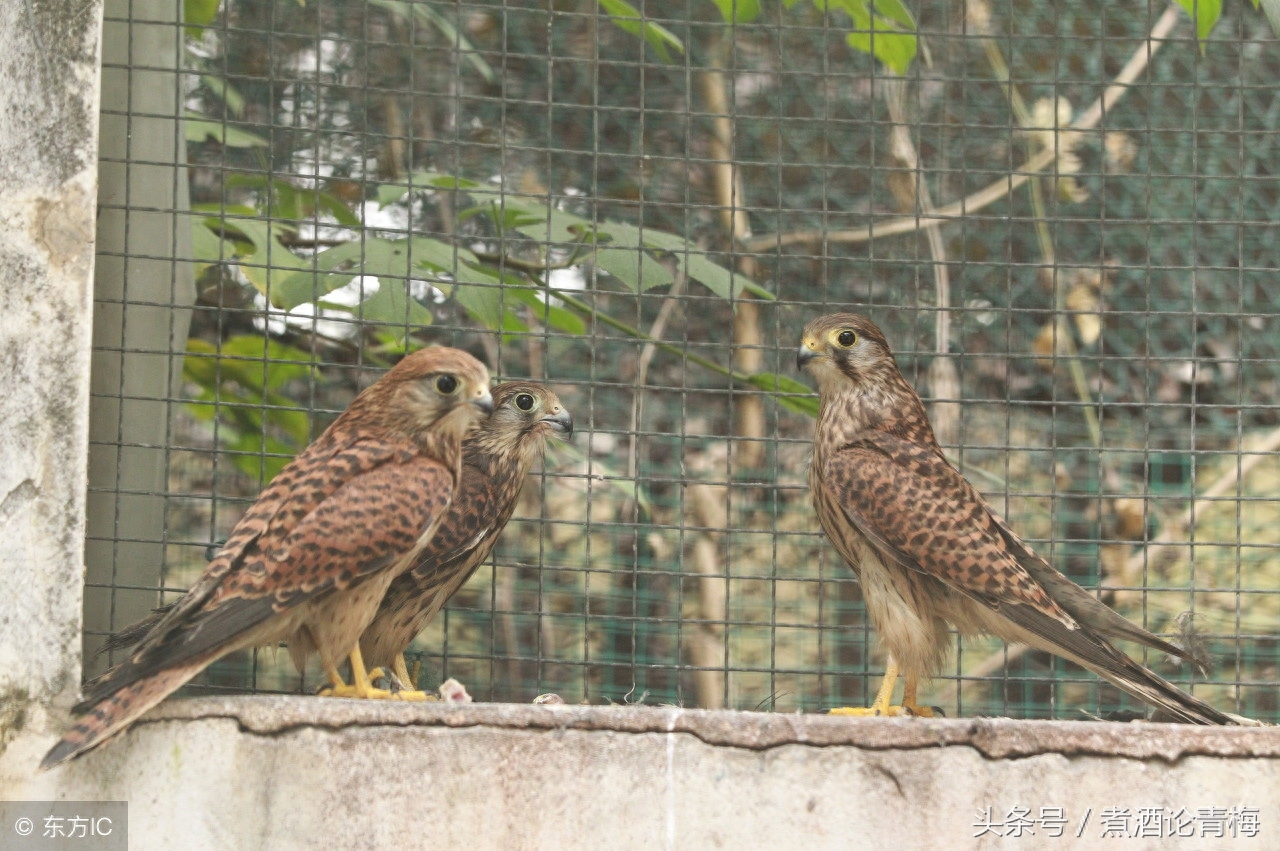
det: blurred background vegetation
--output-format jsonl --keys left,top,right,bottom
{"left": 91, "top": 0, "right": 1280, "bottom": 722}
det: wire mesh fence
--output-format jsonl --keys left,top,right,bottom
{"left": 86, "top": 0, "right": 1280, "bottom": 722}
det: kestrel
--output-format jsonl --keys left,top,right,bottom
{"left": 359, "top": 381, "right": 572, "bottom": 688}
{"left": 43, "top": 347, "right": 493, "bottom": 768}
{"left": 797, "top": 312, "right": 1234, "bottom": 724}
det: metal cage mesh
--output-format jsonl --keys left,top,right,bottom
{"left": 86, "top": 0, "right": 1280, "bottom": 722}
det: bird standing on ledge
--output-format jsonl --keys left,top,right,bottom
{"left": 797, "top": 312, "right": 1236, "bottom": 724}
{"left": 359, "top": 381, "right": 572, "bottom": 688}
{"left": 43, "top": 347, "right": 493, "bottom": 768}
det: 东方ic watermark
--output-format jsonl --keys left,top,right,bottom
{"left": 1, "top": 801, "right": 127, "bottom": 851}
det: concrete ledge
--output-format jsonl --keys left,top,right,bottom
{"left": 4, "top": 698, "right": 1278, "bottom": 849}
{"left": 134, "top": 696, "right": 1280, "bottom": 760}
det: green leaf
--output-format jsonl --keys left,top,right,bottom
{"left": 454, "top": 280, "right": 526, "bottom": 332}
{"left": 681, "top": 253, "right": 739, "bottom": 300}
{"left": 200, "top": 75, "right": 244, "bottom": 117}
{"left": 1258, "top": 0, "right": 1280, "bottom": 38}
{"left": 594, "top": 247, "right": 675, "bottom": 292}
{"left": 507, "top": 286, "right": 588, "bottom": 335}
{"left": 315, "top": 191, "right": 363, "bottom": 228}
{"left": 350, "top": 281, "right": 434, "bottom": 341}
{"left": 871, "top": 0, "right": 915, "bottom": 29}
{"left": 377, "top": 171, "right": 485, "bottom": 207}
{"left": 222, "top": 175, "right": 359, "bottom": 227}
{"left": 191, "top": 220, "right": 233, "bottom": 276}
{"left": 213, "top": 335, "right": 315, "bottom": 390}
{"left": 215, "top": 218, "right": 311, "bottom": 305}
{"left": 183, "top": 336, "right": 316, "bottom": 481}
{"left": 225, "top": 175, "right": 302, "bottom": 220}
{"left": 846, "top": 29, "right": 916, "bottom": 76}
{"left": 368, "top": 0, "right": 496, "bottom": 82}
{"left": 597, "top": 0, "right": 685, "bottom": 62}
{"left": 493, "top": 200, "right": 553, "bottom": 231}
{"left": 184, "top": 0, "right": 220, "bottom": 37}
{"left": 747, "top": 372, "right": 820, "bottom": 417}
{"left": 448, "top": 262, "right": 530, "bottom": 332}
{"left": 1175, "top": 0, "right": 1223, "bottom": 44}
{"left": 273, "top": 237, "right": 476, "bottom": 310}
{"left": 711, "top": 0, "right": 762, "bottom": 23}
{"left": 739, "top": 278, "right": 777, "bottom": 300}
{"left": 432, "top": 188, "right": 774, "bottom": 304}
{"left": 184, "top": 114, "right": 270, "bottom": 148}
{"left": 822, "top": 0, "right": 918, "bottom": 74}
{"left": 225, "top": 432, "right": 299, "bottom": 483}
{"left": 192, "top": 202, "right": 258, "bottom": 218}
{"left": 409, "top": 2, "right": 497, "bottom": 83}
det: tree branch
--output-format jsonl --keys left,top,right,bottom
{"left": 741, "top": 5, "right": 1182, "bottom": 253}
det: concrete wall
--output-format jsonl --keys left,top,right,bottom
{"left": 3, "top": 700, "right": 1278, "bottom": 849}
{"left": 0, "top": 0, "right": 102, "bottom": 726}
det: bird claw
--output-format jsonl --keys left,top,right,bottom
{"left": 318, "top": 682, "right": 432, "bottom": 701}
{"left": 368, "top": 666, "right": 408, "bottom": 692}
{"left": 826, "top": 706, "right": 884, "bottom": 717}
{"left": 318, "top": 670, "right": 433, "bottom": 702}
{"left": 826, "top": 704, "right": 941, "bottom": 718}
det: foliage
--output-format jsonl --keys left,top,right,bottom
{"left": 183, "top": 336, "right": 315, "bottom": 482}
{"left": 596, "top": 0, "right": 918, "bottom": 73}
{"left": 1175, "top": 0, "right": 1224, "bottom": 44}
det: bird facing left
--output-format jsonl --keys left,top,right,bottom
{"left": 41, "top": 347, "right": 493, "bottom": 769}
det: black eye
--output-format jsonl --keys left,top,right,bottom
{"left": 515, "top": 393, "right": 535, "bottom": 411}
{"left": 435, "top": 374, "right": 459, "bottom": 394}
{"left": 837, "top": 330, "right": 857, "bottom": 347}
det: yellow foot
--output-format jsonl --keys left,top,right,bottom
{"left": 827, "top": 704, "right": 941, "bottom": 717}
{"left": 319, "top": 647, "right": 432, "bottom": 701}
{"left": 318, "top": 682, "right": 433, "bottom": 701}
{"left": 826, "top": 662, "right": 942, "bottom": 717}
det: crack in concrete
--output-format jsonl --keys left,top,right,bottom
{"left": 125, "top": 699, "right": 1280, "bottom": 765}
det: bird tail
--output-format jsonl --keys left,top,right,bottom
{"left": 1098, "top": 654, "right": 1236, "bottom": 725}
{"left": 96, "top": 607, "right": 170, "bottom": 657}
{"left": 41, "top": 663, "right": 203, "bottom": 770}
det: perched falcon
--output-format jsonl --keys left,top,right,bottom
{"left": 43, "top": 347, "right": 493, "bottom": 768}
{"left": 359, "top": 381, "right": 572, "bottom": 688}
{"left": 797, "top": 312, "right": 1235, "bottom": 724}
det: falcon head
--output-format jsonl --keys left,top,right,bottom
{"left": 468, "top": 381, "right": 573, "bottom": 462}
{"left": 797, "top": 313, "right": 899, "bottom": 396}
{"left": 364, "top": 346, "right": 494, "bottom": 447}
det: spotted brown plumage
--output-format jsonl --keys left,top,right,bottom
{"left": 797, "top": 312, "right": 1236, "bottom": 724}
{"left": 42, "top": 347, "right": 494, "bottom": 769}
{"left": 359, "top": 381, "right": 572, "bottom": 687}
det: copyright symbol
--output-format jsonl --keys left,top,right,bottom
{"left": 14, "top": 817, "right": 33, "bottom": 836}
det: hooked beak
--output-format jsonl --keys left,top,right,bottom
{"left": 797, "top": 343, "right": 821, "bottom": 372}
{"left": 541, "top": 408, "right": 574, "bottom": 439}
{"left": 471, "top": 389, "right": 494, "bottom": 415}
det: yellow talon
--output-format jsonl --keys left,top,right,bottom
{"left": 392, "top": 654, "right": 415, "bottom": 689}
{"left": 827, "top": 660, "right": 940, "bottom": 717}
{"left": 318, "top": 646, "right": 430, "bottom": 701}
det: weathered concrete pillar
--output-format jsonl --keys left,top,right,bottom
{"left": 0, "top": 0, "right": 103, "bottom": 737}
{"left": 84, "top": 0, "right": 195, "bottom": 675}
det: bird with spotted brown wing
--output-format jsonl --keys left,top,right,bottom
{"left": 797, "top": 312, "right": 1237, "bottom": 724}
{"left": 42, "top": 347, "right": 493, "bottom": 769}
{"left": 359, "top": 381, "right": 572, "bottom": 690}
